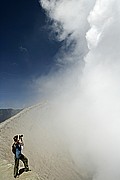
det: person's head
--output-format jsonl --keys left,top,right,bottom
{"left": 13, "top": 135, "right": 19, "bottom": 142}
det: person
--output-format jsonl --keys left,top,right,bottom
{"left": 12, "top": 135, "right": 29, "bottom": 178}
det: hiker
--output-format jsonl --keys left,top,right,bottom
{"left": 12, "top": 135, "right": 29, "bottom": 178}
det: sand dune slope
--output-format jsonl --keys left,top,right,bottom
{"left": 0, "top": 103, "right": 90, "bottom": 180}
{"left": 0, "top": 159, "right": 39, "bottom": 180}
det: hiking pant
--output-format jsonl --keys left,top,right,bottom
{"left": 14, "top": 154, "right": 29, "bottom": 177}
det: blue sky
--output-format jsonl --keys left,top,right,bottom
{"left": 0, "top": 0, "right": 61, "bottom": 108}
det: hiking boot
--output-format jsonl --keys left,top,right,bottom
{"left": 14, "top": 174, "right": 19, "bottom": 178}
{"left": 24, "top": 167, "right": 29, "bottom": 172}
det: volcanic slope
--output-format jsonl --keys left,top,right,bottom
{"left": 0, "top": 102, "right": 90, "bottom": 180}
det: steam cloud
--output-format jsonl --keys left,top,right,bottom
{"left": 38, "top": 0, "right": 120, "bottom": 179}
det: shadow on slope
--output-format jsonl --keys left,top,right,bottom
{"left": 0, "top": 109, "right": 23, "bottom": 123}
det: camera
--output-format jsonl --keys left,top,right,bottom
{"left": 19, "top": 135, "right": 23, "bottom": 139}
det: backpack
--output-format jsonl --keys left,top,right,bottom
{"left": 12, "top": 143, "right": 16, "bottom": 154}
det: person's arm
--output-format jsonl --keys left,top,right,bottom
{"left": 19, "top": 138, "right": 24, "bottom": 147}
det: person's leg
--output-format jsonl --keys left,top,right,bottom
{"left": 14, "top": 158, "right": 19, "bottom": 178}
{"left": 20, "top": 154, "right": 29, "bottom": 171}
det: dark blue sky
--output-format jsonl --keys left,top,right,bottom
{"left": 0, "top": 0, "right": 61, "bottom": 108}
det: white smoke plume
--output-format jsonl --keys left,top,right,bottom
{"left": 38, "top": 0, "right": 120, "bottom": 180}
